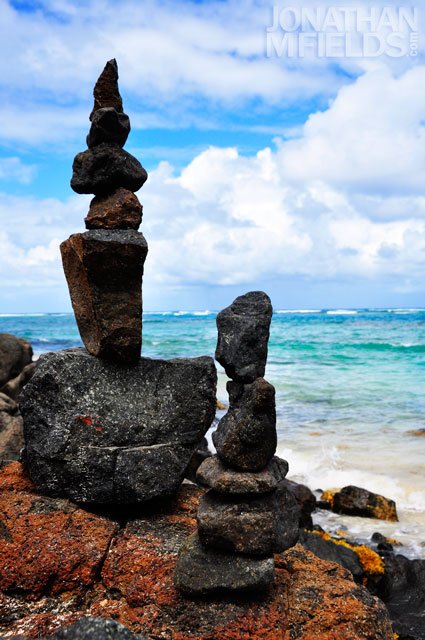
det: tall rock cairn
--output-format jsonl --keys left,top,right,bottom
{"left": 62, "top": 59, "right": 148, "bottom": 364}
{"left": 175, "top": 291, "right": 299, "bottom": 596}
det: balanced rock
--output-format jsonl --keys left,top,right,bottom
{"left": 213, "top": 378, "right": 277, "bottom": 471}
{"left": 21, "top": 348, "right": 216, "bottom": 503}
{"left": 85, "top": 189, "right": 142, "bottom": 230}
{"left": 71, "top": 143, "right": 147, "bottom": 195}
{"left": 90, "top": 58, "right": 123, "bottom": 119}
{"left": 197, "top": 454, "right": 288, "bottom": 494}
{"left": 87, "top": 107, "right": 130, "bottom": 148}
{"left": 0, "top": 333, "right": 33, "bottom": 387}
{"left": 197, "top": 486, "right": 299, "bottom": 555}
{"left": 215, "top": 291, "right": 272, "bottom": 382}
{"left": 174, "top": 532, "right": 274, "bottom": 596}
{"left": 61, "top": 229, "right": 148, "bottom": 364}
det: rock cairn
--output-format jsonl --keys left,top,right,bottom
{"left": 175, "top": 291, "right": 299, "bottom": 596}
{"left": 20, "top": 61, "right": 217, "bottom": 503}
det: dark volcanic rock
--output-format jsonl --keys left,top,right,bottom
{"left": 197, "top": 485, "right": 299, "bottom": 555}
{"left": 174, "top": 532, "right": 275, "bottom": 596}
{"left": 185, "top": 436, "right": 212, "bottom": 484}
{"left": 332, "top": 485, "right": 398, "bottom": 522}
{"left": 300, "top": 531, "right": 363, "bottom": 582}
{"left": 215, "top": 291, "right": 272, "bottom": 383}
{"left": 281, "top": 478, "right": 317, "bottom": 529}
{"left": 37, "top": 617, "right": 146, "bottom": 639}
{"left": 85, "top": 189, "right": 142, "bottom": 230}
{"left": 87, "top": 107, "right": 130, "bottom": 148}
{"left": 0, "top": 334, "right": 33, "bottom": 387}
{"left": 61, "top": 230, "right": 148, "bottom": 364}
{"left": 20, "top": 348, "right": 216, "bottom": 503}
{"left": 71, "top": 143, "right": 147, "bottom": 195}
{"left": 213, "top": 378, "right": 277, "bottom": 471}
{"left": 197, "top": 454, "right": 288, "bottom": 494}
{"left": 90, "top": 58, "right": 123, "bottom": 120}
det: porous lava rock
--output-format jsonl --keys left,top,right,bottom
{"left": 36, "top": 617, "right": 147, "bottom": 639}
{"left": 174, "top": 532, "right": 275, "bottom": 596}
{"left": 90, "top": 58, "right": 123, "bottom": 119}
{"left": 70, "top": 144, "right": 147, "bottom": 195}
{"left": 0, "top": 469, "right": 394, "bottom": 640}
{"left": 85, "top": 189, "right": 142, "bottom": 230}
{"left": 60, "top": 230, "right": 148, "bottom": 364}
{"left": 213, "top": 378, "right": 277, "bottom": 471}
{"left": 197, "top": 485, "right": 299, "bottom": 555}
{"left": 281, "top": 478, "right": 317, "bottom": 529}
{"left": 20, "top": 348, "right": 216, "bottom": 503}
{"left": 0, "top": 334, "right": 33, "bottom": 387}
{"left": 196, "top": 454, "right": 288, "bottom": 494}
{"left": 215, "top": 291, "right": 272, "bottom": 382}
{"left": 87, "top": 108, "right": 130, "bottom": 148}
{"left": 332, "top": 485, "right": 398, "bottom": 522}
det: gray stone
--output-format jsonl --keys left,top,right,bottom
{"left": 0, "top": 334, "right": 33, "bottom": 387}
{"left": 87, "top": 107, "right": 130, "bottom": 148}
{"left": 71, "top": 143, "right": 147, "bottom": 195}
{"left": 60, "top": 229, "right": 148, "bottom": 364}
{"left": 197, "top": 485, "right": 299, "bottom": 555}
{"left": 196, "top": 455, "right": 288, "bottom": 494}
{"left": 20, "top": 348, "right": 217, "bottom": 503}
{"left": 213, "top": 378, "right": 277, "bottom": 471}
{"left": 36, "top": 617, "right": 146, "bottom": 639}
{"left": 215, "top": 291, "right": 272, "bottom": 383}
{"left": 174, "top": 532, "right": 274, "bottom": 596}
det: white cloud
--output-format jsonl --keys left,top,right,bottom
{"left": 0, "top": 157, "right": 36, "bottom": 183}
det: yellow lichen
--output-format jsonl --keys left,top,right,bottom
{"left": 321, "top": 488, "right": 338, "bottom": 507}
{"left": 386, "top": 537, "right": 402, "bottom": 546}
{"left": 310, "top": 530, "right": 385, "bottom": 575}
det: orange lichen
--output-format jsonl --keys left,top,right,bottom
{"left": 321, "top": 489, "right": 338, "bottom": 507}
{"left": 311, "top": 530, "right": 385, "bottom": 575}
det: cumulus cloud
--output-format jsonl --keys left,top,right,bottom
{"left": 0, "top": 157, "right": 36, "bottom": 183}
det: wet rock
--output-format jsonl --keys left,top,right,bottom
{"left": 185, "top": 436, "right": 212, "bottom": 484}
{"left": 281, "top": 478, "right": 317, "bottom": 529}
{"left": 197, "top": 485, "right": 299, "bottom": 555}
{"left": 71, "top": 143, "right": 147, "bottom": 195}
{"left": 332, "top": 485, "right": 398, "bottom": 522}
{"left": 60, "top": 230, "right": 148, "bottom": 364}
{"left": 85, "top": 189, "right": 142, "bottom": 230}
{"left": 37, "top": 617, "right": 147, "bottom": 639}
{"left": 87, "top": 107, "right": 130, "bottom": 148}
{"left": 1, "top": 363, "right": 36, "bottom": 402}
{"left": 174, "top": 532, "right": 275, "bottom": 596}
{"left": 0, "top": 334, "right": 33, "bottom": 387}
{"left": 213, "top": 378, "right": 277, "bottom": 471}
{"left": 300, "top": 530, "right": 363, "bottom": 582}
{"left": 90, "top": 58, "right": 123, "bottom": 120}
{"left": 20, "top": 348, "right": 216, "bottom": 503}
{"left": 215, "top": 291, "right": 272, "bottom": 383}
{"left": 196, "top": 454, "right": 288, "bottom": 494}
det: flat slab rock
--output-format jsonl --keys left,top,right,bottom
{"left": 196, "top": 454, "right": 288, "bottom": 494}
{"left": 174, "top": 532, "right": 275, "bottom": 596}
{"left": 20, "top": 349, "right": 216, "bottom": 503}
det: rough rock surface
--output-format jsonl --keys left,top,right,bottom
{"left": 213, "top": 378, "right": 277, "bottom": 471}
{"left": 61, "top": 230, "right": 148, "bottom": 363}
{"left": 85, "top": 189, "right": 142, "bottom": 230}
{"left": 87, "top": 108, "right": 130, "bottom": 148}
{"left": 300, "top": 530, "right": 363, "bottom": 582}
{"left": 215, "top": 291, "right": 272, "bottom": 382}
{"left": 197, "top": 485, "right": 299, "bottom": 555}
{"left": 34, "top": 617, "right": 147, "bottom": 639}
{"left": 197, "top": 454, "right": 288, "bottom": 494}
{"left": 281, "top": 478, "right": 317, "bottom": 529}
{"left": 90, "top": 58, "right": 123, "bottom": 119}
{"left": 184, "top": 436, "right": 212, "bottom": 484}
{"left": 71, "top": 143, "right": 147, "bottom": 195}
{"left": 20, "top": 349, "right": 217, "bottom": 503}
{"left": 0, "top": 334, "right": 33, "bottom": 387}
{"left": 175, "top": 532, "right": 275, "bottom": 596}
{"left": 0, "top": 411, "right": 23, "bottom": 465}
{"left": 0, "top": 466, "right": 393, "bottom": 639}
{"left": 332, "top": 485, "right": 398, "bottom": 522}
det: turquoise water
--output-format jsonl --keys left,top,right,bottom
{"left": 1, "top": 308, "right": 425, "bottom": 555}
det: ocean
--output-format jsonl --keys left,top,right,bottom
{"left": 1, "top": 308, "right": 424, "bottom": 558}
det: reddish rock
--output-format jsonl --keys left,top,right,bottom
{"left": 90, "top": 59, "right": 123, "bottom": 120}
{"left": 60, "top": 230, "right": 148, "bottom": 364}
{"left": 85, "top": 189, "right": 142, "bottom": 230}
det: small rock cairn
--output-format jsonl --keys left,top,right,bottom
{"left": 175, "top": 292, "right": 299, "bottom": 596}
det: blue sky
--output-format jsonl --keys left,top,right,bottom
{"left": 0, "top": 0, "right": 424, "bottom": 312}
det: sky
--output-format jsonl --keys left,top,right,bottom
{"left": 0, "top": 0, "right": 424, "bottom": 312}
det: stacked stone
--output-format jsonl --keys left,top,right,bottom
{"left": 175, "top": 291, "right": 299, "bottom": 596}
{"left": 61, "top": 59, "right": 148, "bottom": 365}
{"left": 20, "top": 61, "right": 217, "bottom": 504}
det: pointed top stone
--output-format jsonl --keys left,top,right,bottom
{"left": 90, "top": 58, "right": 123, "bottom": 120}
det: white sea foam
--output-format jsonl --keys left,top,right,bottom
{"left": 326, "top": 310, "right": 357, "bottom": 315}
{"left": 276, "top": 309, "right": 321, "bottom": 314}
